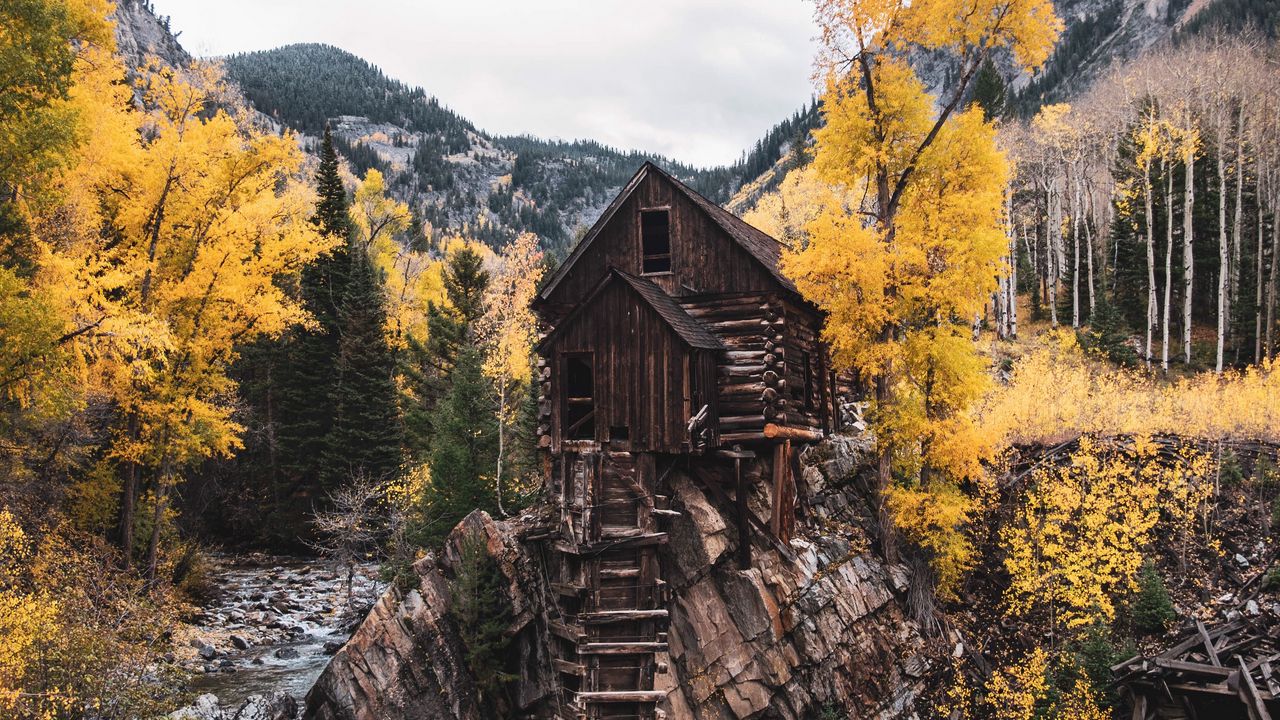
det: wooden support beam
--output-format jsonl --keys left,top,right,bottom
{"left": 578, "top": 609, "right": 670, "bottom": 624}
{"left": 736, "top": 455, "right": 751, "bottom": 569}
{"left": 578, "top": 642, "right": 668, "bottom": 655}
{"left": 764, "top": 423, "right": 823, "bottom": 442}
{"left": 577, "top": 691, "right": 667, "bottom": 703}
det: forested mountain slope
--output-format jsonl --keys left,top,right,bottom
{"left": 222, "top": 43, "right": 819, "bottom": 257}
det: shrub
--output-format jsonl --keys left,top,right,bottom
{"left": 1131, "top": 561, "right": 1176, "bottom": 633}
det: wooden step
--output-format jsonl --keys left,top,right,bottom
{"left": 579, "top": 609, "right": 669, "bottom": 624}
{"left": 599, "top": 567, "right": 640, "bottom": 579}
{"left": 548, "top": 620, "right": 585, "bottom": 643}
{"left": 552, "top": 658, "right": 585, "bottom": 676}
{"left": 652, "top": 508, "right": 681, "bottom": 518}
{"left": 579, "top": 641, "right": 668, "bottom": 655}
{"left": 577, "top": 691, "right": 666, "bottom": 703}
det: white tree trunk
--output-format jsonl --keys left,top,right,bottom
{"left": 1144, "top": 163, "right": 1157, "bottom": 367}
{"left": 1217, "top": 121, "right": 1229, "bottom": 374}
{"left": 1164, "top": 161, "right": 1175, "bottom": 372}
{"left": 1184, "top": 144, "right": 1196, "bottom": 364}
{"left": 1072, "top": 174, "right": 1082, "bottom": 329}
{"left": 1085, "top": 183, "right": 1096, "bottom": 316}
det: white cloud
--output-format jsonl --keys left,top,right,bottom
{"left": 154, "top": 0, "right": 819, "bottom": 167}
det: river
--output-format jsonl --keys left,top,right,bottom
{"left": 172, "top": 556, "right": 382, "bottom": 716}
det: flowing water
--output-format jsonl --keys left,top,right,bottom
{"left": 178, "top": 557, "right": 382, "bottom": 711}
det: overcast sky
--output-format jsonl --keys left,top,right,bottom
{"left": 155, "top": 0, "right": 819, "bottom": 168}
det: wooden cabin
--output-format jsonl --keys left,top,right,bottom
{"left": 533, "top": 162, "right": 849, "bottom": 720}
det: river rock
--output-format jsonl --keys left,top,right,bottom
{"left": 275, "top": 647, "right": 300, "bottom": 660}
{"left": 230, "top": 635, "right": 251, "bottom": 650}
{"left": 231, "top": 692, "right": 298, "bottom": 720}
{"left": 198, "top": 644, "right": 217, "bottom": 660}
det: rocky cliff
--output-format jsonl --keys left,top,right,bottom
{"left": 304, "top": 434, "right": 931, "bottom": 720}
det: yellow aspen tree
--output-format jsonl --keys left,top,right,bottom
{"left": 477, "top": 232, "right": 544, "bottom": 514}
{"left": 1001, "top": 435, "right": 1213, "bottom": 631}
{"left": 787, "top": 0, "right": 1060, "bottom": 590}
{"left": 39, "top": 58, "right": 331, "bottom": 575}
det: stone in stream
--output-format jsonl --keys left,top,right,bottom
{"left": 230, "top": 635, "right": 251, "bottom": 650}
{"left": 321, "top": 641, "right": 343, "bottom": 655}
{"left": 197, "top": 643, "right": 217, "bottom": 660}
{"left": 274, "top": 647, "right": 299, "bottom": 660}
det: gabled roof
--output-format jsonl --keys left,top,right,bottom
{"left": 537, "top": 269, "right": 724, "bottom": 352}
{"left": 535, "top": 161, "right": 798, "bottom": 304}
{"left": 613, "top": 270, "right": 723, "bottom": 349}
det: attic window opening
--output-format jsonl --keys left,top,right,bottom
{"left": 563, "top": 353, "right": 595, "bottom": 440}
{"left": 640, "top": 209, "right": 672, "bottom": 275}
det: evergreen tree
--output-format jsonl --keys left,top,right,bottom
{"left": 402, "top": 246, "right": 489, "bottom": 458}
{"left": 323, "top": 247, "right": 404, "bottom": 484}
{"left": 970, "top": 58, "right": 1007, "bottom": 121}
{"left": 275, "top": 126, "right": 352, "bottom": 494}
{"left": 412, "top": 345, "right": 498, "bottom": 547}
{"left": 451, "top": 535, "right": 515, "bottom": 710}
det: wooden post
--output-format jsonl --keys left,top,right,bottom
{"left": 770, "top": 444, "right": 783, "bottom": 537}
{"left": 736, "top": 455, "right": 750, "bottom": 569}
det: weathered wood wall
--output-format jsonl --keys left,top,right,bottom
{"left": 547, "top": 279, "right": 715, "bottom": 453}
{"left": 540, "top": 172, "right": 781, "bottom": 321}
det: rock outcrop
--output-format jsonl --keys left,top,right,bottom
{"left": 304, "top": 434, "right": 930, "bottom": 720}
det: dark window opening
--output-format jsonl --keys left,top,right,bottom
{"left": 609, "top": 425, "right": 630, "bottom": 442}
{"left": 640, "top": 209, "right": 671, "bottom": 274}
{"left": 563, "top": 353, "right": 595, "bottom": 440}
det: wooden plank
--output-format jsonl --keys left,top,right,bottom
{"left": 1237, "top": 656, "right": 1275, "bottom": 720}
{"left": 579, "top": 642, "right": 668, "bottom": 655}
{"left": 577, "top": 690, "right": 667, "bottom": 703}
{"left": 553, "top": 658, "right": 586, "bottom": 676}
{"left": 579, "top": 609, "right": 669, "bottom": 624}
{"left": 1153, "top": 658, "right": 1234, "bottom": 679}
{"left": 1198, "top": 619, "right": 1222, "bottom": 667}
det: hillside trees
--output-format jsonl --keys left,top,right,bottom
{"left": 477, "top": 233, "right": 544, "bottom": 514}
{"left": 1002, "top": 37, "right": 1280, "bottom": 371}
{"left": 785, "top": 0, "right": 1060, "bottom": 593}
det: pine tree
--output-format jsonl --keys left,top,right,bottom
{"left": 402, "top": 246, "right": 489, "bottom": 458}
{"left": 323, "top": 247, "right": 404, "bottom": 484}
{"left": 971, "top": 58, "right": 1007, "bottom": 121}
{"left": 412, "top": 345, "right": 498, "bottom": 547}
{"left": 275, "top": 126, "right": 353, "bottom": 496}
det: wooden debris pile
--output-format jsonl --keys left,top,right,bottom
{"left": 1113, "top": 618, "right": 1280, "bottom": 719}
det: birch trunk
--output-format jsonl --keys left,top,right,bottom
{"left": 1164, "top": 160, "right": 1175, "bottom": 372}
{"left": 1184, "top": 142, "right": 1196, "bottom": 364}
{"left": 1071, "top": 174, "right": 1081, "bottom": 328}
{"left": 1085, "top": 183, "right": 1096, "bottom": 316}
{"left": 1217, "top": 119, "right": 1229, "bottom": 374}
{"left": 1144, "top": 161, "right": 1157, "bottom": 366}
{"left": 1048, "top": 180, "right": 1060, "bottom": 328}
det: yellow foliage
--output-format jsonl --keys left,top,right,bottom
{"left": 479, "top": 232, "right": 544, "bottom": 387}
{"left": 982, "top": 647, "right": 1050, "bottom": 720}
{"left": 885, "top": 481, "right": 976, "bottom": 600}
{"left": 980, "top": 336, "right": 1280, "bottom": 445}
{"left": 0, "top": 511, "right": 61, "bottom": 717}
{"left": 1001, "top": 435, "right": 1213, "bottom": 629}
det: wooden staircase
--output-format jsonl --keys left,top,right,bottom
{"left": 550, "top": 450, "right": 674, "bottom": 720}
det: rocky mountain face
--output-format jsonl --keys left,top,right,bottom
{"left": 219, "top": 43, "right": 818, "bottom": 258}
{"left": 304, "top": 434, "right": 933, "bottom": 720}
